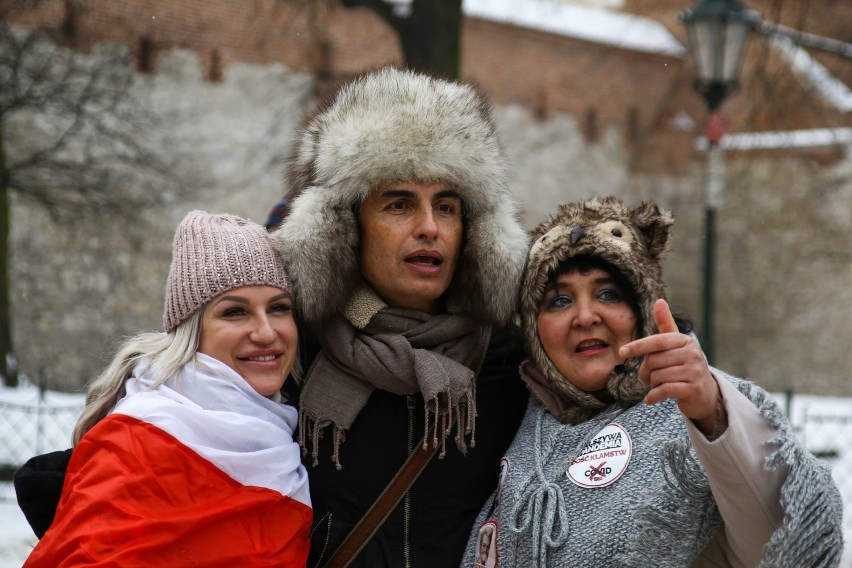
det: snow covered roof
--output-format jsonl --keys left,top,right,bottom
{"left": 770, "top": 36, "right": 852, "bottom": 113}
{"left": 463, "top": 0, "right": 686, "bottom": 57}
{"left": 457, "top": 0, "right": 849, "bottom": 119}
{"left": 696, "top": 127, "right": 852, "bottom": 151}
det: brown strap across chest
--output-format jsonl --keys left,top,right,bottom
{"left": 322, "top": 433, "right": 439, "bottom": 568}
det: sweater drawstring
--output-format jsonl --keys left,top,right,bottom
{"left": 508, "top": 409, "right": 570, "bottom": 566}
{"left": 507, "top": 405, "right": 633, "bottom": 565}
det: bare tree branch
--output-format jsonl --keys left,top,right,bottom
{"left": 0, "top": 7, "right": 184, "bottom": 385}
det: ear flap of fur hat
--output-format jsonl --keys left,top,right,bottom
{"left": 520, "top": 196, "right": 674, "bottom": 423}
{"left": 271, "top": 67, "right": 528, "bottom": 327}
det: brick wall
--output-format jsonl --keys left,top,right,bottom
{"left": 11, "top": 1, "right": 401, "bottom": 85}
{"left": 11, "top": 0, "right": 696, "bottom": 172}
{"left": 463, "top": 17, "right": 681, "bottom": 122}
{"left": 36, "top": 0, "right": 837, "bottom": 176}
{"left": 461, "top": 16, "right": 693, "bottom": 173}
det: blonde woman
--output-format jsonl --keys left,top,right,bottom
{"left": 24, "top": 211, "right": 311, "bottom": 567}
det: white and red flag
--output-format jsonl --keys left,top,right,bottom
{"left": 24, "top": 354, "right": 312, "bottom": 567}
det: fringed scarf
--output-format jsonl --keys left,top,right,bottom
{"left": 298, "top": 287, "right": 491, "bottom": 469}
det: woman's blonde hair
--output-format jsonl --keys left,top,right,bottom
{"left": 72, "top": 306, "right": 303, "bottom": 445}
{"left": 72, "top": 311, "right": 202, "bottom": 445}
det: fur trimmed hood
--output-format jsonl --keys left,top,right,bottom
{"left": 271, "top": 67, "right": 528, "bottom": 327}
{"left": 521, "top": 196, "right": 674, "bottom": 423}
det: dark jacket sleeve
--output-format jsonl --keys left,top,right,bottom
{"left": 14, "top": 448, "right": 72, "bottom": 538}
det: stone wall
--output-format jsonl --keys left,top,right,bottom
{"left": 10, "top": 51, "right": 315, "bottom": 390}
{"left": 12, "top": 0, "right": 696, "bottom": 175}
{"left": 713, "top": 153, "right": 852, "bottom": 394}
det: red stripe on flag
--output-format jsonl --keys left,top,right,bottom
{"left": 25, "top": 414, "right": 311, "bottom": 567}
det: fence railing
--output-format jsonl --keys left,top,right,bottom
{"left": 0, "top": 395, "right": 85, "bottom": 566}
{"left": 0, "top": 399, "right": 83, "bottom": 478}
{"left": 786, "top": 408, "right": 852, "bottom": 550}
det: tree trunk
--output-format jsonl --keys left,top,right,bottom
{"left": 0, "top": 122, "right": 17, "bottom": 387}
{"left": 341, "top": 0, "right": 462, "bottom": 80}
{"left": 399, "top": 0, "right": 462, "bottom": 79}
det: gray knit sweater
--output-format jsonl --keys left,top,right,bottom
{"left": 462, "top": 371, "right": 843, "bottom": 567}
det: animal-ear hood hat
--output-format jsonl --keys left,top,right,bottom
{"left": 271, "top": 66, "right": 528, "bottom": 327}
{"left": 521, "top": 196, "right": 674, "bottom": 424}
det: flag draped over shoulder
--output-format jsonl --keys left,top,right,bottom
{"left": 24, "top": 354, "right": 312, "bottom": 568}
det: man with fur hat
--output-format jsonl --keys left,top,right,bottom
{"left": 463, "top": 197, "right": 843, "bottom": 567}
{"left": 271, "top": 67, "right": 530, "bottom": 567}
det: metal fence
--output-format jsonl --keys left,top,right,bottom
{"left": 0, "top": 396, "right": 84, "bottom": 566}
{"left": 0, "top": 399, "right": 82, "bottom": 470}
{"left": 0, "top": 392, "right": 850, "bottom": 564}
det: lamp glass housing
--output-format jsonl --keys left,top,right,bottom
{"left": 681, "top": 0, "right": 759, "bottom": 86}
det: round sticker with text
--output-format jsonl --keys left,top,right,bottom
{"left": 566, "top": 422, "right": 632, "bottom": 488}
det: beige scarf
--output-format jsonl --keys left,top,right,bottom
{"left": 519, "top": 358, "right": 645, "bottom": 424}
{"left": 299, "top": 287, "right": 491, "bottom": 469}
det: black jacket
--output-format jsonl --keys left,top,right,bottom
{"left": 14, "top": 448, "right": 72, "bottom": 539}
{"left": 304, "top": 324, "right": 527, "bottom": 568}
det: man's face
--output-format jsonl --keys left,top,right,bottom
{"left": 357, "top": 180, "right": 463, "bottom": 313}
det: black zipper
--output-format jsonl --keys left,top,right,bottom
{"left": 404, "top": 394, "right": 415, "bottom": 568}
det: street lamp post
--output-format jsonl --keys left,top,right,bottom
{"left": 679, "top": 0, "right": 758, "bottom": 364}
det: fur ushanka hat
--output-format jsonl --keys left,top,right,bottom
{"left": 271, "top": 67, "right": 528, "bottom": 327}
{"left": 521, "top": 196, "right": 674, "bottom": 424}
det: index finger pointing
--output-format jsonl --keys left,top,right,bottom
{"left": 619, "top": 331, "right": 688, "bottom": 359}
{"left": 619, "top": 299, "right": 679, "bottom": 359}
{"left": 653, "top": 298, "right": 678, "bottom": 335}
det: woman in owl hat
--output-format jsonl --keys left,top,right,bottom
{"left": 464, "top": 197, "right": 843, "bottom": 567}
{"left": 22, "top": 211, "right": 311, "bottom": 567}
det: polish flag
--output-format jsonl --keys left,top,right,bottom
{"left": 24, "top": 354, "right": 312, "bottom": 567}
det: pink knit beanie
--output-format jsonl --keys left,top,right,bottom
{"left": 163, "top": 210, "right": 291, "bottom": 332}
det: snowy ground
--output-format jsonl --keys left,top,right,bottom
{"left": 0, "top": 493, "right": 37, "bottom": 568}
{"left": 0, "top": 380, "right": 84, "bottom": 567}
{"left": 0, "top": 379, "right": 849, "bottom": 566}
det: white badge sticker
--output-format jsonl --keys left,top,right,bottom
{"left": 566, "top": 422, "right": 632, "bottom": 488}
